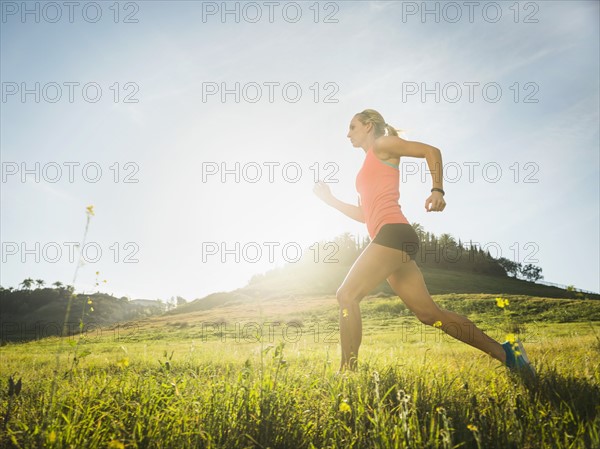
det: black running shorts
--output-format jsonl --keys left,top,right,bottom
{"left": 372, "top": 223, "right": 420, "bottom": 260}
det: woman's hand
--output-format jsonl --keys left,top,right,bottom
{"left": 425, "top": 191, "right": 446, "bottom": 212}
{"left": 313, "top": 181, "right": 335, "bottom": 205}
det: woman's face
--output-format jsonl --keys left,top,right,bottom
{"left": 347, "top": 116, "right": 372, "bottom": 148}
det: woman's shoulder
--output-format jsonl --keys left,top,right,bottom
{"left": 373, "top": 137, "right": 401, "bottom": 165}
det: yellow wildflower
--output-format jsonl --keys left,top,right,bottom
{"left": 86, "top": 205, "right": 95, "bottom": 216}
{"left": 117, "top": 358, "right": 129, "bottom": 368}
{"left": 339, "top": 402, "right": 351, "bottom": 413}
{"left": 496, "top": 297, "right": 509, "bottom": 308}
{"left": 342, "top": 308, "right": 349, "bottom": 318}
{"left": 506, "top": 333, "right": 516, "bottom": 344}
{"left": 467, "top": 424, "right": 478, "bottom": 432}
{"left": 433, "top": 320, "right": 442, "bottom": 328}
{"left": 108, "top": 441, "right": 125, "bottom": 449}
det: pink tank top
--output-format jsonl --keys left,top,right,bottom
{"left": 355, "top": 147, "right": 409, "bottom": 239}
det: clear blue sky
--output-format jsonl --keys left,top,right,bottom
{"left": 1, "top": 1, "right": 598, "bottom": 300}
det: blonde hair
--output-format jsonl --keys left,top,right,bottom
{"left": 354, "top": 109, "right": 402, "bottom": 138}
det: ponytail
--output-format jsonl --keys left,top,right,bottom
{"left": 355, "top": 109, "right": 403, "bottom": 138}
{"left": 383, "top": 123, "right": 400, "bottom": 137}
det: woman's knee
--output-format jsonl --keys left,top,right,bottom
{"left": 336, "top": 286, "right": 361, "bottom": 307}
{"left": 414, "top": 307, "right": 443, "bottom": 326}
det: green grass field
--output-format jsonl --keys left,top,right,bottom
{"left": 1, "top": 294, "right": 599, "bottom": 448}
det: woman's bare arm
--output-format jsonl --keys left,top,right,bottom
{"left": 328, "top": 196, "right": 366, "bottom": 223}
{"left": 313, "top": 181, "right": 365, "bottom": 223}
{"left": 375, "top": 136, "right": 446, "bottom": 212}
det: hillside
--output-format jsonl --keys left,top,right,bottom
{"left": 172, "top": 264, "right": 598, "bottom": 316}
{"left": 0, "top": 288, "right": 166, "bottom": 342}
{"left": 3, "top": 260, "right": 597, "bottom": 344}
{"left": 3, "top": 291, "right": 600, "bottom": 449}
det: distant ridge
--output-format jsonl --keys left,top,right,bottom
{"left": 171, "top": 264, "right": 599, "bottom": 315}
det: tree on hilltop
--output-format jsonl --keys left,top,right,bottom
{"left": 497, "top": 257, "right": 522, "bottom": 277}
{"left": 19, "top": 278, "right": 34, "bottom": 290}
{"left": 521, "top": 264, "right": 543, "bottom": 281}
{"left": 438, "top": 233, "right": 457, "bottom": 248}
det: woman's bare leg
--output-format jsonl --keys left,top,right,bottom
{"left": 386, "top": 261, "right": 506, "bottom": 363}
{"left": 336, "top": 243, "right": 415, "bottom": 371}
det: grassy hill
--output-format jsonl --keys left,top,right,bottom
{"left": 2, "top": 291, "right": 599, "bottom": 449}
{"left": 2, "top": 263, "right": 596, "bottom": 344}
{"left": 172, "top": 264, "right": 598, "bottom": 317}
{"left": 2, "top": 243, "right": 599, "bottom": 448}
{"left": 3, "top": 235, "right": 599, "bottom": 447}
{"left": 0, "top": 289, "right": 166, "bottom": 343}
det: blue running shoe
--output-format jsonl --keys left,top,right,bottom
{"left": 502, "top": 340, "right": 536, "bottom": 378}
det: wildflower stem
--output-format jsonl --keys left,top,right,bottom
{"left": 46, "top": 207, "right": 93, "bottom": 431}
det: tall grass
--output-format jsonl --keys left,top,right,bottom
{"left": 1, "top": 312, "right": 599, "bottom": 449}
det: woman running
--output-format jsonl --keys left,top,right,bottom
{"left": 313, "top": 109, "right": 534, "bottom": 376}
